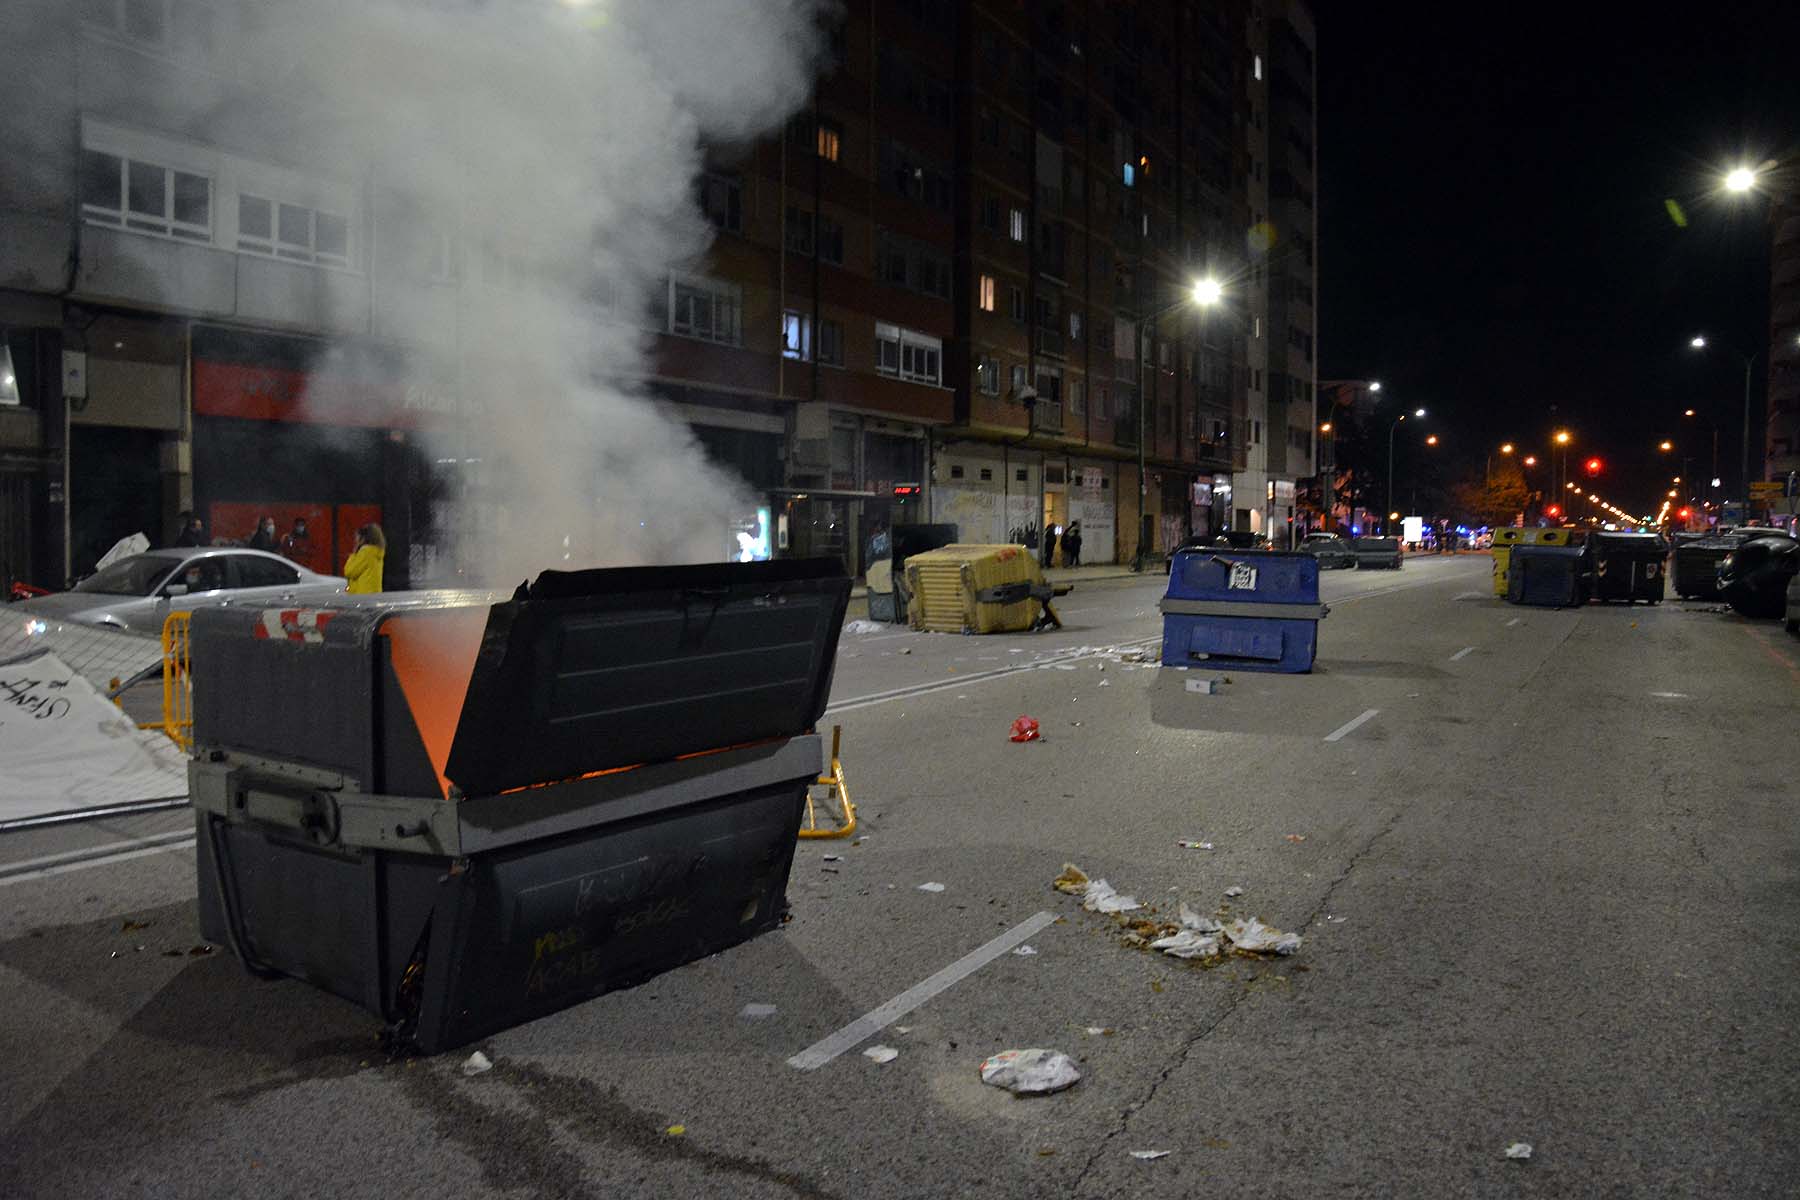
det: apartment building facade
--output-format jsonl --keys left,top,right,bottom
{"left": 1768, "top": 190, "right": 1800, "bottom": 503}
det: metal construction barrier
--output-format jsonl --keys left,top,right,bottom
{"left": 188, "top": 561, "right": 849, "bottom": 1053}
{"left": 149, "top": 611, "right": 194, "bottom": 751}
{"left": 1160, "top": 549, "right": 1328, "bottom": 673}
{"left": 798, "top": 725, "right": 855, "bottom": 839}
{"left": 1491, "top": 527, "right": 1580, "bottom": 597}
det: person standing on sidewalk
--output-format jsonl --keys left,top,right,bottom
{"left": 344, "top": 524, "right": 386, "bottom": 594}
{"left": 1064, "top": 521, "right": 1082, "bottom": 567}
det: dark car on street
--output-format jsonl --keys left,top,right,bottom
{"left": 1301, "top": 532, "right": 1357, "bottom": 569}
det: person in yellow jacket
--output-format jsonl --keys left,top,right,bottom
{"left": 343, "top": 523, "right": 386, "bottom": 594}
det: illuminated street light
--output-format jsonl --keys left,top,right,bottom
{"left": 1658, "top": 440, "right": 1674, "bottom": 451}
{"left": 1554, "top": 430, "right": 1571, "bottom": 445}
{"left": 1523, "top": 455, "right": 1537, "bottom": 466}
{"left": 1683, "top": 408, "right": 1697, "bottom": 417}
{"left": 1414, "top": 407, "right": 1426, "bottom": 418}
{"left": 1319, "top": 422, "right": 1332, "bottom": 433}
{"left": 1369, "top": 381, "right": 1382, "bottom": 392}
{"left": 1500, "top": 443, "right": 1515, "bottom": 454}
{"left": 1190, "top": 277, "right": 1224, "bottom": 306}
{"left": 1724, "top": 166, "right": 1758, "bottom": 193}
{"left": 1425, "top": 434, "right": 1439, "bottom": 446}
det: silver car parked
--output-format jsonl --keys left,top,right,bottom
{"left": 13, "top": 548, "right": 348, "bottom": 636}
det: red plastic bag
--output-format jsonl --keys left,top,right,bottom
{"left": 1009, "top": 716, "right": 1040, "bottom": 743}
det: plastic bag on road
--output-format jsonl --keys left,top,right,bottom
{"left": 1224, "top": 917, "right": 1302, "bottom": 955}
{"left": 1009, "top": 716, "right": 1041, "bottom": 742}
{"left": 1081, "top": 879, "right": 1141, "bottom": 914}
{"left": 1149, "top": 929, "right": 1221, "bottom": 959}
{"left": 979, "top": 1049, "right": 1081, "bottom": 1095}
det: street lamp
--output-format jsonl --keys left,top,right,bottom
{"left": 1132, "top": 277, "right": 1223, "bottom": 570}
{"left": 1385, "top": 407, "right": 1426, "bottom": 535}
{"left": 1724, "top": 166, "right": 1758, "bottom": 193}
{"left": 1688, "top": 333, "right": 1757, "bottom": 518}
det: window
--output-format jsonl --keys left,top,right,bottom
{"left": 1008, "top": 207, "right": 1026, "bottom": 242}
{"left": 81, "top": 148, "right": 212, "bottom": 243}
{"left": 875, "top": 322, "right": 941, "bottom": 385}
{"left": 816, "top": 120, "right": 842, "bottom": 162}
{"left": 876, "top": 230, "right": 950, "bottom": 299}
{"left": 980, "top": 196, "right": 1001, "bottom": 233}
{"left": 1069, "top": 380, "right": 1084, "bottom": 414}
{"left": 1010, "top": 364, "right": 1027, "bottom": 394}
{"left": 1254, "top": 54, "right": 1263, "bottom": 80}
{"left": 669, "top": 275, "right": 741, "bottom": 344}
{"left": 1095, "top": 386, "right": 1110, "bottom": 422}
{"left": 950, "top": 464, "right": 965, "bottom": 479}
{"left": 880, "top": 140, "right": 952, "bottom": 212}
{"left": 233, "top": 555, "right": 300, "bottom": 588}
{"left": 979, "top": 274, "right": 996, "bottom": 312}
{"left": 784, "top": 207, "right": 844, "bottom": 264}
{"left": 782, "top": 311, "right": 842, "bottom": 365}
{"left": 979, "top": 467, "right": 994, "bottom": 482}
{"left": 1016, "top": 468, "right": 1029, "bottom": 483}
{"left": 976, "top": 356, "right": 999, "bottom": 395}
{"left": 1069, "top": 312, "right": 1082, "bottom": 340}
{"left": 979, "top": 109, "right": 1000, "bottom": 148}
{"left": 1008, "top": 285, "right": 1025, "bottom": 322}
{"left": 699, "top": 173, "right": 741, "bottom": 232}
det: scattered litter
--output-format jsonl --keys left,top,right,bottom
{"left": 1009, "top": 716, "right": 1041, "bottom": 742}
{"left": 1504, "top": 1143, "right": 1532, "bottom": 1161}
{"left": 188, "top": 944, "right": 216, "bottom": 956}
{"left": 1080, "top": 879, "right": 1142, "bottom": 914}
{"left": 1012, "top": 945, "right": 1039, "bottom": 957}
{"left": 1176, "top": 840, "right": 1214, "bottom": 850}
{"left": 1177, "top": 904, "right": 1221, "bottom": 932}
{"left": 917, "top": 882, "right": 946, "bottom": 893}
{"left": 978, "top": 1049, "right": 1081, "bottom": 1095}
{"left": 1285, "top": 834, "right": 1307, "bottom": 844}
{"left": 1224, "top": 886, "right": 1244, "bottom": 898}
{"left": 666, "top": 1125, "right": 687, "bottom": 1137}
{"left": 899, "top": 648, "right": 912, "bottom": 655}
{"left": 1326, "top": 915, "right": 1347, "bottom": 923}
{"left": 1130, "top": 1150, "right": 1171, "bottom": 1161}
{"left": 120, "top": 918, "right": 151, "bottom": 932}
{"left": 822, "top": 854, "right": 843, "bottom": 862}
{"left": 1009, "top": 648, "right": 1026, "bottom": 653}
{"left": 1083, "top": 1026, "right": 1114, "bottom": 1036}
{"left": 1185, "top": 677, "right": 1221, "bottom": 694}
{"left": 894, "top": 1026, "right": 912, "bottom": 1035}
{"left": 461, "top": 1051, "right": 493, "bottom": 1076}
{"left": 1098, "top": 680, "right": 1110, "bottom": 687}
{"left": 821, "top": 866, "right": 840, "bottom": 874}
{"left": 842, "top": 619, "right": 886, "bottom": 635}
{"left": 1150, "top": 929, "right": 1221, "bottom": 958}
{"left": 1223, "top": 917, "right": 1302, "bottom": 955}
{"left": 739, "top": 1003, "right": 778, "bottom": 1020}
{"left": 1053, "top": 864, "right": 1090, "bottom": 894}
{"left": 864, "top": 1045, "right": 899, "bottom": 1064}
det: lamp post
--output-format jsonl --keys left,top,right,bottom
{"left": 1131, "top": 277, "right": 1223, "bottom": 571}
{"left": 1385, "top": 407, "right": 1426, "bottom": 536}
{"left": 1687, "top": 334, "right": 1757, "bottom": 517}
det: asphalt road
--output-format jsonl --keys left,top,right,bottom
{"left": 3, "top": 553, "right": 1798, "bottom": 1198}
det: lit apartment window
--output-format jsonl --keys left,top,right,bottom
{"left": 669, "top": 275, "right": 741, "bottom": 345}
{"left": 1254, "top": 54, "right": 1263, "bottom": 80}
{"left": 979, "top": 274, "right": 997, "bottom": 312}
{"left": 783, "top": 311, "right": 843, "bottom": 365}
{"left": 82, "top": 148, "right": 212, "bottom": 243}
{"left": 1008, "top": 207, "right": 1025, "bottom": 242}
{"left": 1010, "top": 364, "right": 1027, "bottom": 394}
{"left": 976, "top": 356, "right": 999, "bottom": 395}
{"left": 1069, "top": 311, "right": 1082, "bottom": 339}
{"left": 875, "top": 322, "right": 941, "bottom": 385}
{"left": 816, "top": 120, "right": 842, "bottom": 162}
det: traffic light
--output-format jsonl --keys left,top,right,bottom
{"left": 1545, "top": 504, "right": 1562, "bottom": 518}
{"left": 1584, "top": 457, "right": 1603, "bottom": 477}
{"left": 1677, "top": 507, "right": 1691, "bottom": 520}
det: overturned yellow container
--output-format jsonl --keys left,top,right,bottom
{"left": 904, "top": 544, "right": 1050, "bottom": 633}
{"left": 1492, "top": 527, "right": 1582, "bottom": 596}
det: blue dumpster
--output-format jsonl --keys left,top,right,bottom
{"left": 1159, "top": 549, "right": 1328, "bottom": 673}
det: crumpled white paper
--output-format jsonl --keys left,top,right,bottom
{"left": 1224, "top": 917, "right": 1302, "bottom": 955}
{"left": 978, "top": 1048, "right": 1081, "bottom": 1095}
{"left": 1081, "top": 879, "right": 1141, "bottom": 914}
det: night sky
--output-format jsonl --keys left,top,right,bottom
{"left": 1318, "top": 3, "right": 1800, "bottom": 520}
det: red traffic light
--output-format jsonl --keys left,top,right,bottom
{"left": 1545, "top": 504, "right": 1562, "bottom": 518}
{"left": 1584, "top": 457, "right": 1603, "bottom": 477}
{"left": 1677, "top": 507, "right": 1691, "bottom": 519}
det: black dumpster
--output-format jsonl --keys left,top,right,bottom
{"left": 188, "top": 559, "right": 849, "bottom": 1052}
{"left": 1588, "top": 531, "right": 1667, "bottom": 604}
{"left": 1718, "top": 534, "right": 1800, "bottom": 619}
{"left": 1506, "top": 544, "right": 1587, "bottom": 608}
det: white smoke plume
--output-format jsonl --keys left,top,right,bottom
{"left": 230, "top": 0, "right": 828, "bottom": 583}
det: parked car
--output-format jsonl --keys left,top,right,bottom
{"left": 13, "top": 548, "right": 348, "bottom": 636}
{"left": 1164, "top": 530, "right": 1271, "bottom": 573}
{"left": 1786, "top": 568, "right": 1800, "bottom": 635}
{"left": 1351, "top": 536, "right": 1404, "bottom": 569}
{"left": 1300, "top": 531, "right": 1356, "bottom": 569}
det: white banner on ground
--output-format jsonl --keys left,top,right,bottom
{"left": 0, "top": 651, "right": 188, "bottom": 822}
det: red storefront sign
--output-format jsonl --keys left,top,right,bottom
{"left": 192, "top": 359, "right": 461, "bottom": 428}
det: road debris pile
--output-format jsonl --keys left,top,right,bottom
{"left": 979, "top": 1048, "right": 1081, "bottom": 1095}
{"left": 1008, "top": 716, "right": 1041, "bottom": 742}
{"left": 1052, "top": 863, "right": 1302, "bottom": 962}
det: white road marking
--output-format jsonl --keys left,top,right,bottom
{"left": 1506, "top": 617, "right": 1522, "bottom": 627}
{"left": 1449, "top": 646, "right": 1476, "bottom": 661}
{"left": 1649, "top": 691, "right": 1691, "bottom": 699}
{"left": 787, "top": 910, "right": 1059, "bottom": 1071}
{"left": 1324, "top": 708, "right": 1380, "bottom": 743}
{"left": 0, "top": 833, "right": 195, "bottom": 887}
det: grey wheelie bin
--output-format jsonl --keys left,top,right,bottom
{"left": 188, "top": 559, "right": 849, "bottom": 1052}
{"left": 1505, "top": 544, "right": 1587, "bottom": 607}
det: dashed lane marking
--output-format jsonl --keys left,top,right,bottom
{"left": 1324, "top": 708, "right": 1380, "bottom": 743}
{"left": 1449, "top": 646, "right": 1476, "bottom": 662}
{"left": 788, "top": 910, "right": 1059, "bottom": 1070}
